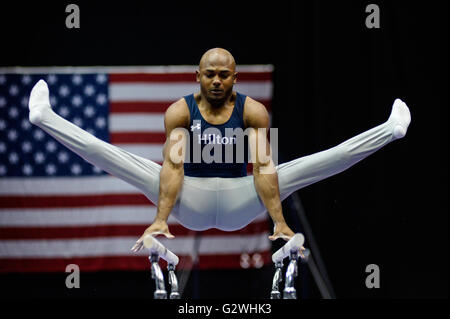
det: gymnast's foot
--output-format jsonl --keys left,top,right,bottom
{"left": 29, "top": 79, "right": 52, "bottom": 125}
{"left": 388, "top": 98, "right": 411, "bottom": 139}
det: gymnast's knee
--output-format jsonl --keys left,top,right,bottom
{"left": 83, "top": 137, "right": 112, "bottom": 159}
{"left": 83, "top": 145, "right": 101, "bottom": 161}
{"left": 333, "top": 144, "right": 352, "bottom": 167}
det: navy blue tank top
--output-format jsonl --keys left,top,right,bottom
{"left": 183, "top": 92, "right": 248, "bottom": 177}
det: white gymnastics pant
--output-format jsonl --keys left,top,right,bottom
{"left": 30, "top": 101, "right": 403, "bottom": 231}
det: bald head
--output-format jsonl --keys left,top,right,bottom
{"left": 196, "top": 48, "right": 237, "bottom": 106}
{"left": 199, "top": 48, "right": 236, "bottom": 71}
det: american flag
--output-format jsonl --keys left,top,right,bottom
{"left": 0, "top": 66, "right": 274, "bottom": 273}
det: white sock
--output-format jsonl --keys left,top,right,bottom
{"left": 388, "top": 98, "right": 411, "bottom": 139}
{"left": 28, "top": 79, "right": 52, "bottom": 125}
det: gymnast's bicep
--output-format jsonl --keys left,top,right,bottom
{"left": 243, "top": 97, "right": 272, "bottom": 169}
{"left": 162, "top": 99, "right": 190, "bottom": 165}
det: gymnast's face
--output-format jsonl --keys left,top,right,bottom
{"left": 196, "top": 49, "right": 237, "bottom": 106}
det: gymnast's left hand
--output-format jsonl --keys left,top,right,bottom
{"left": 269, "top": 222, "right": 306, "bottom": 258}
{"left": 131, "top": 220, "right": 175, "bottom": 252}
{"left": 268, "top": 221, "right": 295, "bottom": 241}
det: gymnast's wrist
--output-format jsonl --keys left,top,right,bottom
{"left": 273, "top": 219, "right": 287, "bottom": 226}
{"left": 153, "top": 217, "right": 168, "bottom": 223}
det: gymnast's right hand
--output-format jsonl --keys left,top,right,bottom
{"left": 131, "top": 220, "right": 175, "bottom": 252}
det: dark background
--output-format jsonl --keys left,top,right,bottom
{"left": 0, "top": 0, "right": 447, "bottom": 300}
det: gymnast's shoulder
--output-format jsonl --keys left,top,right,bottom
{"left": 164, "top": 98, "right": 190, "bottom": 129}
{"left": 243, "top": 96, "right": 269, "bottom": 128}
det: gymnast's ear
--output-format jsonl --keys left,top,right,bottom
{"left": 195, "top": 70, "right": 200, "bottom": 82}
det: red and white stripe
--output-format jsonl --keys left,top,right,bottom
{"left": 0, "top": 65, "right": 273, "bottom": 273}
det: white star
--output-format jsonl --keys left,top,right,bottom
{"left": 72, "top": 74, "right": 83, "bottom": 85}
{"left": 0, "top": 119, "right": 6, "bottom": 130}
{"left": 84, "top": 85, "right": 95, "bottom": 96}
{"left": 72, "top": 95, "right": 83, "bottom": 107}
{"left": 8, "top": 129, "right": 18, "bottom": 141}
{"left": 71, "top": 164, "right": 82, "bottom": 175}
{"left": 9, "top": 152, "right": 19, "bottom": 164}
{"left": 95, "top": 117, "right": 106, "bottom": 129}
{"left": 96, "top": 94, "right": 107, "bottom": 105}
{"left": 21, "top": 75, "right": 32, "bottom": 85}
{"left": 9, "top": 85, "right": 19, "bottom": 96}
{"left": 96, "top": 74, "right": 107, "bottom": 84}
{"left": 59, "top": 85, "right": 70, "bottom": 97}
{"left": 34, "top": 152, "right": 45, "bottom": 164}
{"left": 73, "top": 117, "right": 83, "bottom": 127}
{"left": 0, "top": 96, "right": 6, "bottom": 107}
{"left": 0, "top": 142, "right": 6, "bottom": 153}
{"left": 9, "top": 106, "right": 19, "bottom": 118}
{"left": 84, "top": 105, "right": 95, "bottom": 117}
{"left": 46, "top": 163, "right": 56, "bottom": 175}
{"left": 0, "top": 165, "right": 6, "bottom": 175}
{"left": 86, "top": 128, "right": 95, "bottom": 135}
{"left": 59, "top": 106, "right": 70, "bottom": 117}
{"left": 21, "top": 96, "right": 29, "bottom": 108}
{"left": 22, "top": 141, "right": 32, "bottom": 153}
{"left": 21, "top": 119, "right": 31, "bottom": 130}
{"left": 0, "top": 75, "right": 6, "bottom": 85}
{"left": 22, "top": 164, "right": 33, "bottom": 176}
{"left": 46, "top": 141, "right": 57, "bottom": 152}
{"left": 46, "top": 74, "right": 57, "bottom": 84}
{"left": 50, "top": 95, "right": 58, "bottom": 106}
{"left": 92, "top": 166, "right": 102, "bottom": 174}
{"left": 57, "top": 151, "right": 69, "bottom": 163}
{"left": 33, "top": 129, "right": 45, "bottom": 141}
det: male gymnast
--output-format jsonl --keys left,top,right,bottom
{"left": 27, "top": 48, "right": 411, "bottom": 256}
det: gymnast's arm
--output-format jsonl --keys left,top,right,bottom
{"left": 131, "top": 99, "right": 189, "bottom": 252}
{"left": 244, "top": 98, "right": 295, "bottom": 241}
